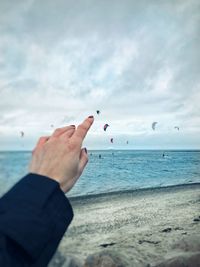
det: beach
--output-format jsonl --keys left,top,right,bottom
{"left": 49, "top": 183, "right": 200, "bottom": 266}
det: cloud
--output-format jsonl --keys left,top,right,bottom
{"left": 0, "top": 0, "right": 200, "bottom": 150}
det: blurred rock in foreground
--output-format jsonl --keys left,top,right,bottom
{"left": 83, "top": 250, "right": 130, "bottom": 267}
{"left": 154, "top": 235, "right": 200, "bottom": 267}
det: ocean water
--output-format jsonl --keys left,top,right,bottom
{"left": 0, "top": 150, "right": 199, "bottom": 197}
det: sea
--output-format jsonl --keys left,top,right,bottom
{"left": 0, "top": 150, "right": 199, "bottom": 198}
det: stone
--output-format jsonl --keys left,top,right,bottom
{"left": 100, "top": 242, "right": 116, "bottom": 248}
{"left": 171, "top": 235, "right": 200, "bottom": 252}
{"left": 153, "top": 235, "right": 200, "bottom": 267}
{"left": 83, "top": 250, "right": 129, "bottom": 267}
{"left": 62, "top": 256, "right": 83, "bottom": 267}
{"left": 48, "top": 251, "right": 66, "bottom": 267}
{"left": 48, "top": 251, "right": 82, "bottom": 267}
{"left": 174, "top": 227, "right": 184, "bottom": 231}
{"left": 193, "top": 217, "right": 200, "bottom": 222}
{"left": 161, "top": 228, "right": 172, "bottom": 233}
{"left": 154, "top": 252, "right": 200, "bottom": 267}
{"left": 139, "top": 239, "right": 160, "bottom": 245}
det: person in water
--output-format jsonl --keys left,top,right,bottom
{"left": 0, "top": 115, "right": 94, "bottom": 267}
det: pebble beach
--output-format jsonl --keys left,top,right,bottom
{"left": 49, "top": 183, "right": 200, "bottom": 267}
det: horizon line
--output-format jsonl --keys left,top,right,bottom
{"left": 0, "top": 148, "right": 200, "bottom": 152}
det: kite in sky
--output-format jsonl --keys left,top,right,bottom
{"left": 110, "top": 138, "right": 113, "bottom": 143}
{"left": 20, "top": 131, "right": 24, "bottom": 137}
{"left": 96, "top": 110, "right": 100, "bottom": 115}
{"left": 152, "top": 122, "right": 158, "bottom": 130}
{"left": 174, "top": 126, "right": 180, "bottom": 131}
{"left": 103, "top": 124, "right": 109, "bottom": 131}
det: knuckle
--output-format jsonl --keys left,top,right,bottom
{"left": 39, "top": 136, "right": 46, "bottom": 141}
{"left": 79, "top": 124, "right": 88, "bottom": 132}
{"left": 54, "top": 128, "right": 61, "bottom": 134}
{"left": 68, "top": 141, "right": 77, "bottom": 150}
{"left": 32, "top": 146, "right": 41, "bottom": 155}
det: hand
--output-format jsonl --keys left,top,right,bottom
{"left": 29, "top": 116, "right": 94, "bottom": 193}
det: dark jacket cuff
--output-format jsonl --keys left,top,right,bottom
{"left": 0, "top": 173, "right": 73, "bottom": 260}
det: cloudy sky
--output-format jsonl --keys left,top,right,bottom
{"left": 0, "top": 0, "right": 199, "bottom": 150}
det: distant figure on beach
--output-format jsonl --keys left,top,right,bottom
{"left": 99, "top": 154, "right": 102, "bottom": 159}
{"left": 162, "top": 152, "right": 165, "bottom": 158}
{"left": 0, "top": 116, "right": 94, "bottom": 266}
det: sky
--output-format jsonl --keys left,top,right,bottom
{"left": 0, "top": 0, "right": 200, "bottom": 150}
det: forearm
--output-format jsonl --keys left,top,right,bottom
{"left": 0, "top": 173, "right": 73, "bottom": 266}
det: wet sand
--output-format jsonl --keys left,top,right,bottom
{"left": 50, "top": 183, "right": 200, "bottom": 266}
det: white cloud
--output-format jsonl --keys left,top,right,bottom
{"left": 0, "top": 0, "right": 200, "bottom": 150}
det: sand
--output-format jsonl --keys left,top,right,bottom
{"left": 49, "top": 184, "right": 200, "bottom": 266}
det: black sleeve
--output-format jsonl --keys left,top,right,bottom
{"left": 0, "top": 173, "right": 74, "bottom": 267}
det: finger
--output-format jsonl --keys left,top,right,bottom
{"left": 71, "top": 116, "right": 94, "bottom": 147}
{"left": 60, "top": 128, "right": 76, "bottom": 140}
{"left": 78, "top": 148, "right": 88, "bottom": 175}
{"left": 32, "top": 136, "right": 49, "bottom": 154}
{"left": 35, "top": 136, "right": 49, "bottom": 148}
{"left": 50, "top": 125, "right": 76, "bottom": 138}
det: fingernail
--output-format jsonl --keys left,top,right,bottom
{"left": 84, "top": 147, "right": 87, "bottom": 154}
{"left": 88, "top": 115, "right": 94, "bottom": 119}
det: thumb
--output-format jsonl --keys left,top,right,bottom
{"left": 79, "top": 148, "right": 88, "bottom": 175}
{"left": 59, "top": 148, "right": 88, "bottom": 193}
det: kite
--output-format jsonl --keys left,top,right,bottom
{"left": 126, "top": 141, "right": 129, "bottom": 144}
{"left": 152, "top": 122, "right": 158, "bottom": 130}
{"left": 50, "top": 124, "right": 54, "bottom": 128}
{"left": 174, "top": 126, "right": 179, "bottom": 131}
{"left": 20, "top": 131, "right": 24, "bottom": 137}
{"left": 103, "top": 124, "right": 109, "bottom": 131}
{"left": 110, "top": 138, "right": 113, "bottom": 143}
{"left": 96, "top": 110, "right": 100, "bottom": 115}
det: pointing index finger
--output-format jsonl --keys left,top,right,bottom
{"left": 71, "top": 116, "right": 94, "bottom": 146}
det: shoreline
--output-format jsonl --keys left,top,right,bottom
{"left": 51, "top": 182, "right": 200, "bottom": 266}
{"left": 68, "top": 182, "right": 200, "bottom": 202}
